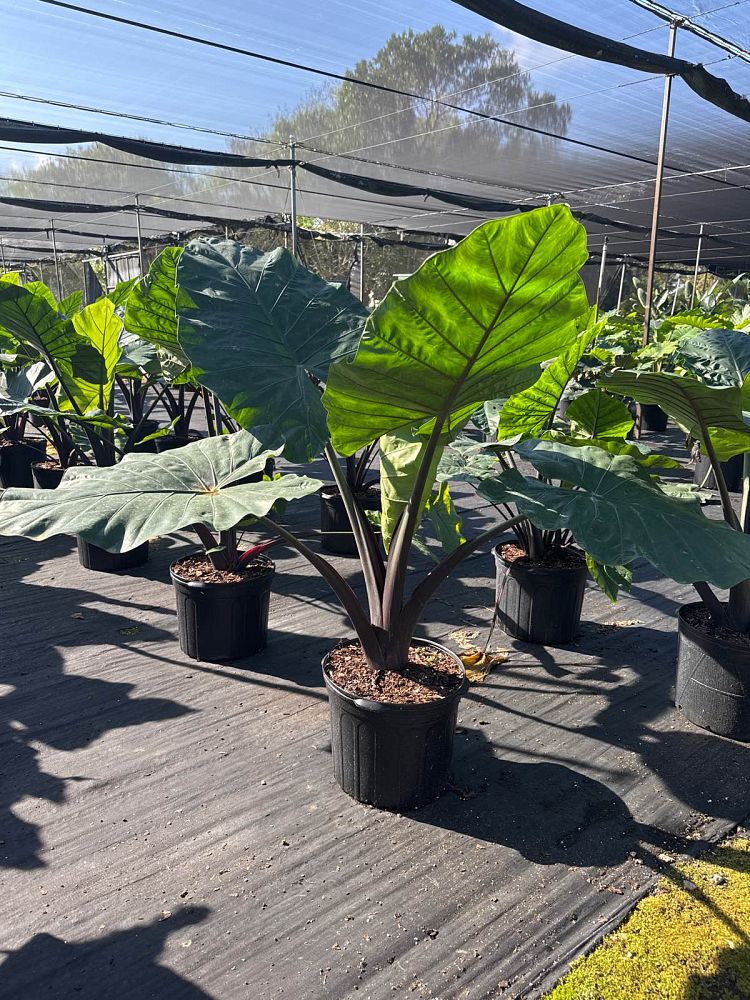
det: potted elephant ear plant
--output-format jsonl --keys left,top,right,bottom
{"left": 144, "top": 208, "right": 591, "bottom": 809}
{"left": 0, "top": 433, "right": 321, "bottom": 662}
{"left": 470, "top": 318, "right": 680, "bottom": 644}
{"left": 601, "top": 329, "right": 750, "bottom": 739}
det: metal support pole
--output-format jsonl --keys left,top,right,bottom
{"left": 690, "top": 224, "right": 704, "bottom": 308}
{"left": 595, "top": 237, "right": 608, "bottom": 310}
{"left": 134, "top": 193, "right": 145, "bottom": 276}
{"left": 49, "top": 219, "right": 63, "bottom": 300}
{"left": 358, "top": 223, "right": 365, "bottom": 302}
{"left": 670, "top": 277, "right": 681, "bottom": 314}
{"left": 642, "top": 21, "right": 678, "bottom": 348}
{"left": 289, "top": 139, "right": 299, "bottom": 259}
{"left": 0, "top": 239, "right": 6, "bottom": 274}
{"left": 616, "top": 262, "right": 627, "bottom": 312}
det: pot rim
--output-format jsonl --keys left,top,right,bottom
{"left": 493, "top": 541, "right": 587, "bottom": 574}
{"left": 322, "top": 636, "right": 468, "bottom": 712}
{"left": 170, "top": 551, "right": 275, "bottom": 589}
{"left": 321, "top": 480, "right": 381, "bottom": 500}
{"left": 678, "top": 601, "right": 750, "bottom": 658}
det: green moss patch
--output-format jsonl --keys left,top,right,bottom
{"left": 545, "top": 837, "right": 750, "bottom": 1000}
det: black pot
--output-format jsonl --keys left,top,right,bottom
{"left": 320, "top": 483, "right": 381, "bottom": 556}
{"left": 0, "top": 440, "right": 45, "bottom": 488}
{"left": 639, "top": 403, "right": 668, "bottom": 433}
{"left": 494, "top": 544, "right": 587, "bottom": 645}
{"left": 31, "top": 462, "right": 65, "bottom": 490}
{"left": 323, "top": 639, "right": 467, "bottom": 810}
{"left": 693, "top": 452, "right": 744, "bottom": 492}
{"left": 234, "top": 457, "right": 276, "bottom": 487}
{"left": 171, "top": 554, "right": 274, "bottom": 662}
{"left": 154, "top": 434, "right": 201, "bottom": 453}
{"left": 676, "top": 602, "right": 750, "bottom": 741}
{"left": 130, "top": 420, "right": 161, "bottom": 454}
{"left": 77, "top": 537, "right": 150, "bottom": 573}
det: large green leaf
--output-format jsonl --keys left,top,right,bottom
{"left": 323, "top": 205, "right": 590, "bottom": 455}
{"left": 437, "top": 437, "right": 504, "bottom": 483}
{"left": 59, "top": 290, "right": 83, "bottom": 318}
{"left": 478, "top": 440, "right": 750, "bottom": 589}
{"left": 548, "top": 432, "right": 681, "bottom": 469}
{"left": 679, "top": 329, "right": 750, "bottom": 389}
{"left": 0, "top": 282, "right": 101, "bottom": 380}
{"left": 176, "top": 240, "right": 368, "bottom": 463}
{"left": 566, "top": 388, "right": 634, "bottom": 440}
{"left": 0, "top": 362, "right": 52, "bottom": 416}
{"left": 124, "top": 247, "right": 187, "bottom": 359}
{"left": 604, "top": 370, "right": 750, "bottom": 461}
{"left": 0, "top": 282, "right": 77, "bottom": 361}
{"left": 378, "top": 428, "right": 446, "bottom": 550}
{"left": 0, "top": 432, "right": 321, "bottom": 552}
{"left": 495, "top": 318, "right": 599, "bottom": 441}
{"left": 60, "top": 299, "right": 123, "bottom": 412}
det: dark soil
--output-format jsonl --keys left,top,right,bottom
{"left": 499, "top": 542, "right": 585, "bottom": 569}
{"left": 325, "top": 482, "right": 380, "bottom": 502}
{"left": 0, "top": 438, "right": 41, "bottom": 449}
{"left": 326, "top": 642, "right": 463, "bottom": 705}
{"left": 683, "top": 604, "right": 750, "bottom": 650}
{"left": 172, "top": 554, "right": 272, "bottom": 585}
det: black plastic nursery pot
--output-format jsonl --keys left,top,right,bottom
{"left": 77, "top": 537, "right": 150, "bottom": 573}
{"left": 639, "top": 403, "right": 668, "bottom": 433}
{"left": 154, "top": 433, "right": 202, "bottom": 453}
{"left": 676, "top": 603, "right": 750, "bottom": 741}
{"left": 31, "top": 462, "right": 65, "bottom": 490}
{"left": 0, "top": 439, "right": 45, "bottom": 488}
{"left": 693, "top": 452, "right": 744, "bottom": 493}
{"left": 234, "top": 456, "right": 276, "bottom": 487}
{"left": 322, "top": 639, "right": 468, "bottom": 811}
{"left": 320, "top": 483, "right": 381, "bottom": 556}
{"left": 170, "top": 554, "right": 274, "bottom": 662}
{"left": 131, "top": 420, "right": 161, "bottom": 454}
{"left": 494, "top": 544, "right": 588, "bottom": 646}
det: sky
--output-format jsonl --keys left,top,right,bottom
{"left": 0, "top": 0, "right": 748, "bottom": 249}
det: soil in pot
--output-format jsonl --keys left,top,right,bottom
{"left": 494, "top": 542, "right": 587, "bottom": 646}
{"left": 320, "top": 483, "right": 381, "bottom": 556}
{"left": 31, "top": 460, "right": 66, "bottom": 490}
{"left": 693, "top": 452, "right": 744, "bottom": 493}
{"left": 676, "top": 602, "right": 750, "bottom": 741}
{"left": 0, "top": 439, "right": 45, "bottom": 488}
{"left": 170, "top": 553, "right": 274, "bottom": 662}
{"left": 77, "top": 537, "right": 150, "bottom": 573}
{"left": 323, "top": 639, "right": 467, "bottom": 810}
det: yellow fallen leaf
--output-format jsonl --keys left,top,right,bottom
{"left": 461, "top": 648, "right": 509, "bottom": 683}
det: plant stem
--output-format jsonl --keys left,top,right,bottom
{"left": 702, "top": 433, "right": 741, "bottom": 531}
{"left": 259, "top": 514, "right": 383, "bottom": 666}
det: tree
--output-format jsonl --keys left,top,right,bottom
{"left": 243, "top": 26, "right": 572, "bottom": 177}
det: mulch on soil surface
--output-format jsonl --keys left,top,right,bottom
{"left": 499, "top": 542, "right": 586, "bottom": 569}
{"left": 326, "top": 642, "right": 463, "bottom": 705}
{"left": 683, "top": 604, "right": 750, "bottom": 650}
{"left": 171, "top": 554, "right": 272, "bottom": 585}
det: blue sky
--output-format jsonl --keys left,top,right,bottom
{"left": 1, "top": 1, "right": 746, "bottom": 200}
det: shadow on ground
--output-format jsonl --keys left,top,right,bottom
{"left": 0, "top": 907, "right": 213, "bottom": 1000}
{"left": 0, "top": 536, "right": 193, "bottom": 870}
